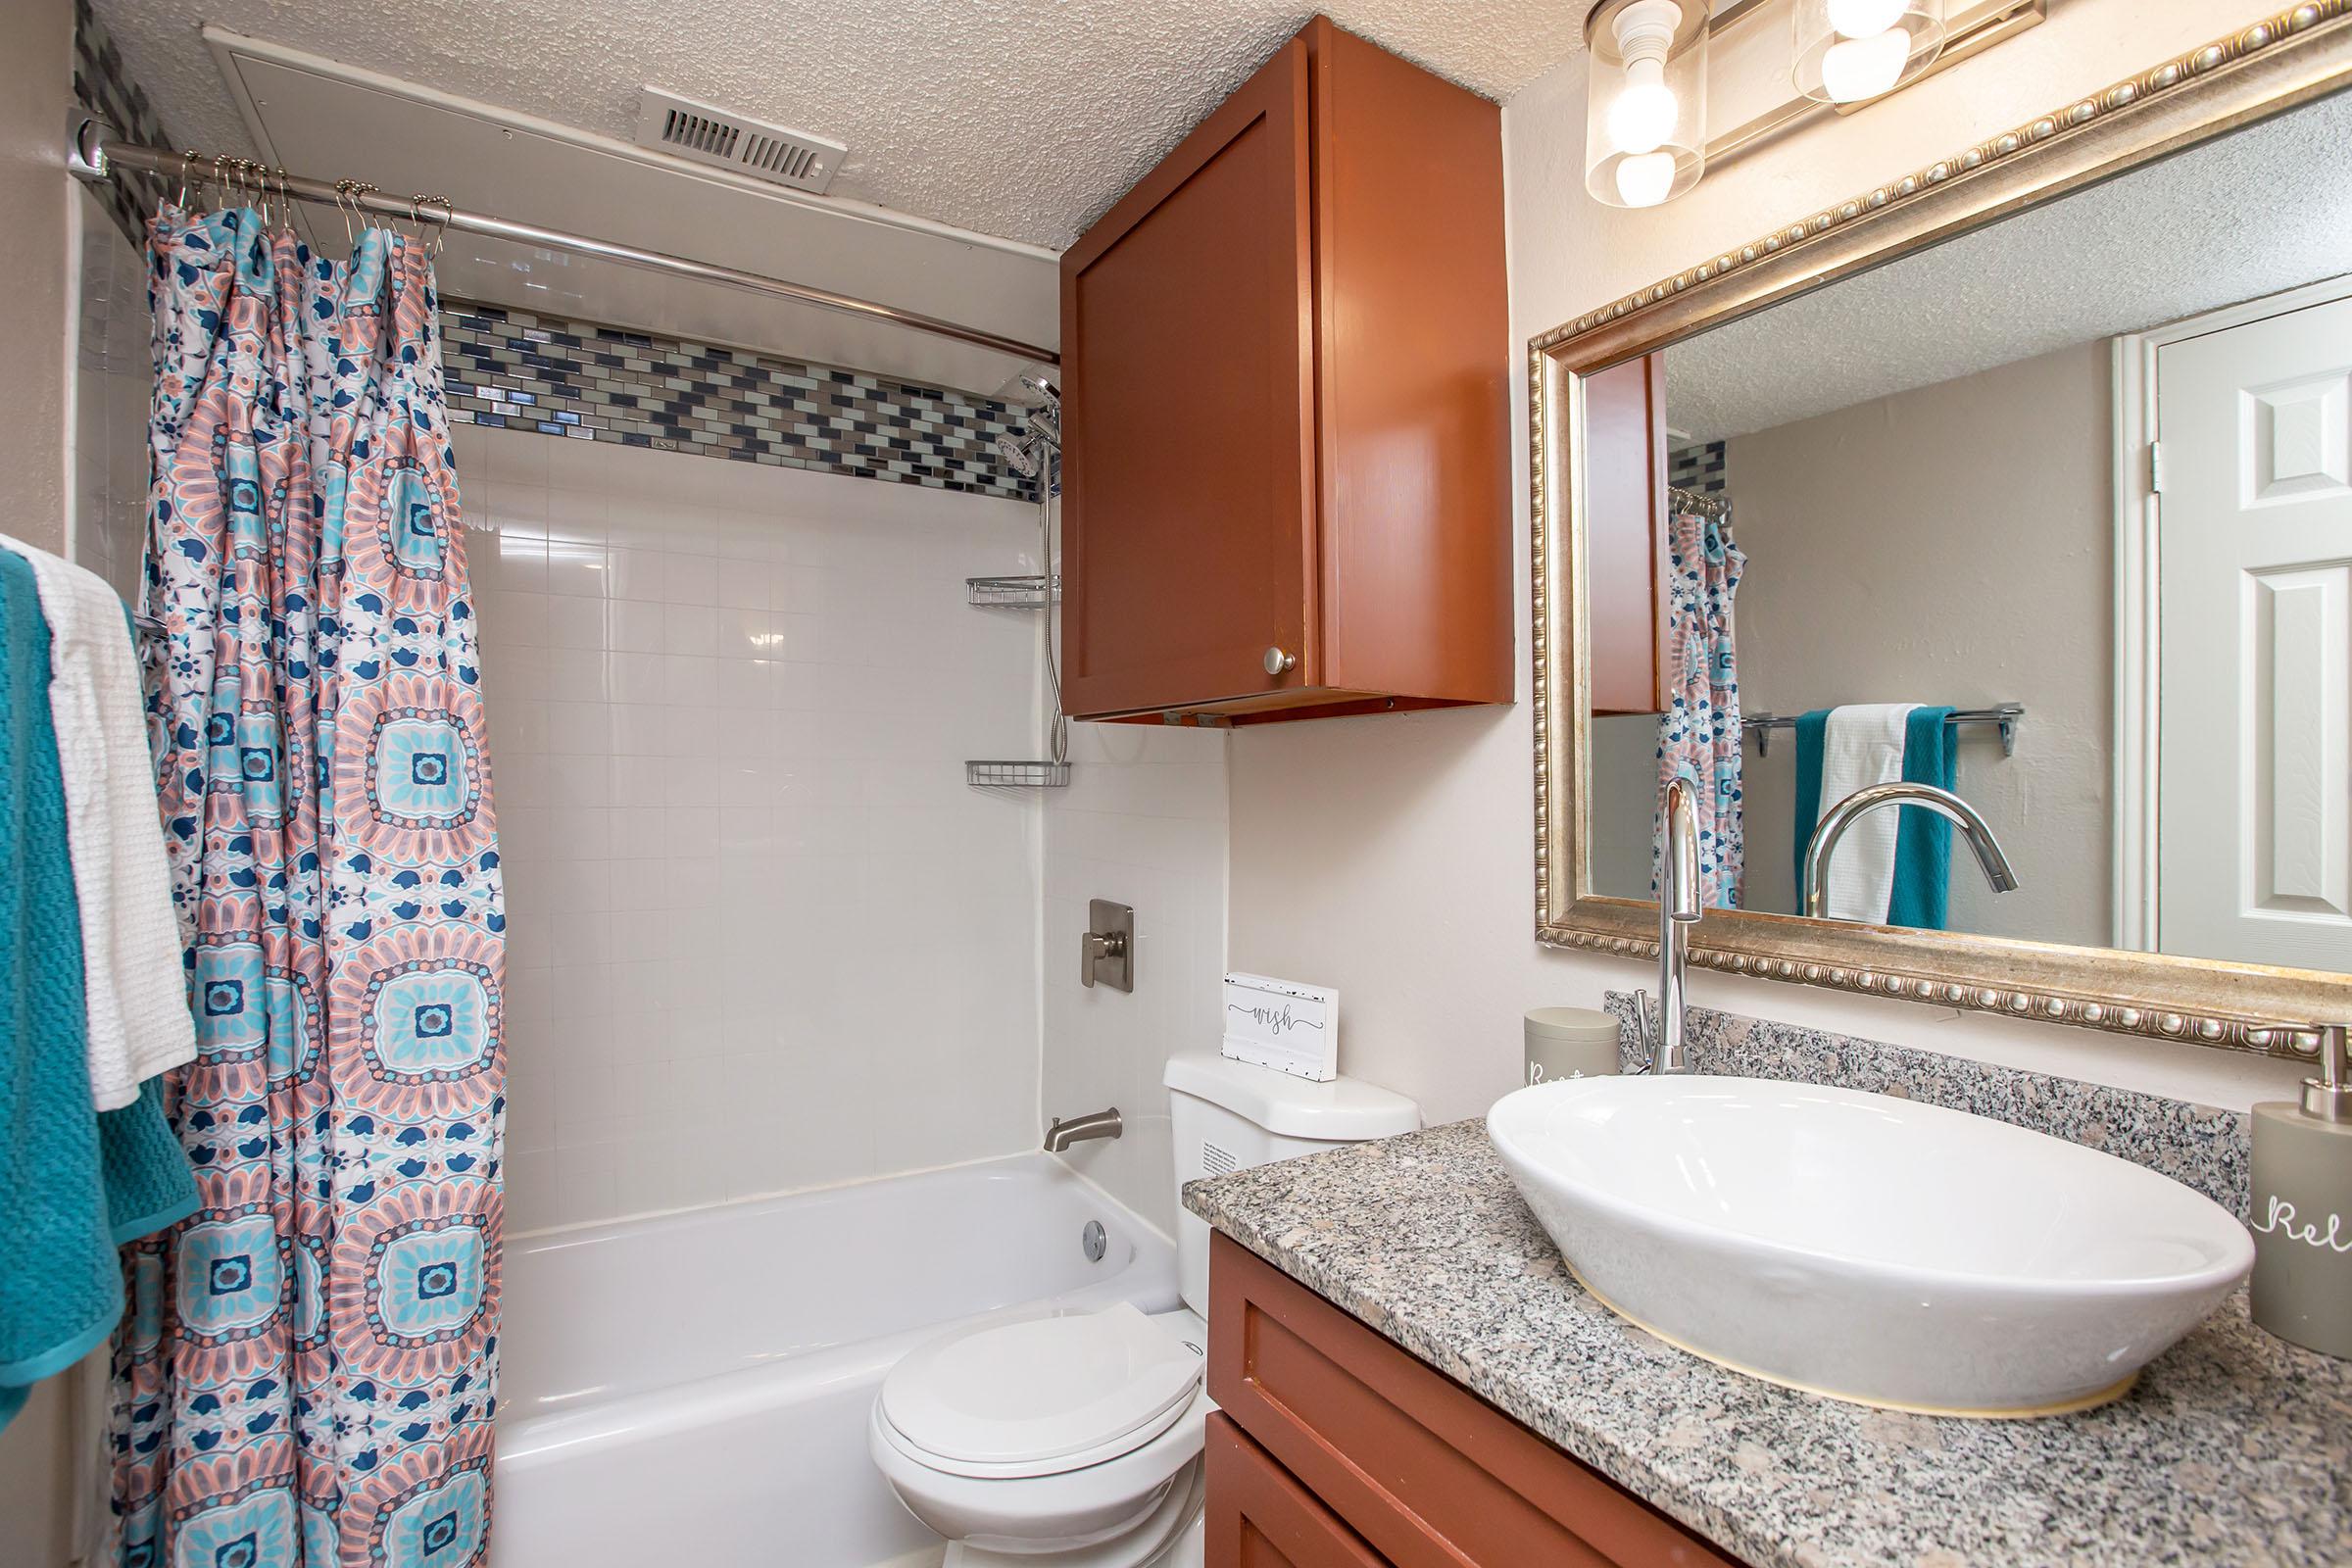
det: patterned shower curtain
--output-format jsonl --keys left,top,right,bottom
{"left": 1651, "top": 508, "right": 1744, "bottom": 908}
{"left": 110, "top": 203, "right": 505, "bottom": 1566}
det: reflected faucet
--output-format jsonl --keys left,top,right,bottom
{"left": 1802, "top": 781, "right": 2020, "bottom": 919}
{"left": 1044, "top": 1108, "right": 1122, "bottom": 1152}
{"left": 1634, "top": 775, "right": 1702, "bottom": 1074}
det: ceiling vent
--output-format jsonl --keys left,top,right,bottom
{"left": 634, "top": 87, "right": 846, "bottom": 195}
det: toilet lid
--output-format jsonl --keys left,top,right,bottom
{"left": 880, "top": 1303, "right": 1203, "bottom": 1469}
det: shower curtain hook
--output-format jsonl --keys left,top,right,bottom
{"left": 208, "top": 154, "right": 227, "bottom": 210}
{"left": 175, "top": 150, "right": 200, "bottom": 208}
{"left": 428, "top": 196, "right": 454, "bottom": 258}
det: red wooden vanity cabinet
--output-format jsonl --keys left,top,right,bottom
{"left": 1204, "top": 1233, "right": 1741, "bottom": 1567}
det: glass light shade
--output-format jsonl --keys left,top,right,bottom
{"left": 1584, "top": 0, "right": 1708, "bottom": 209}
{"left": 1791, "top": 0, "right": 1944, "bottom": 104}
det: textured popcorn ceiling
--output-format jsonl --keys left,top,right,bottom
{"left": 1662, "top": 90, "right": 2352, "bottom": 446}
{"left": 90, "top": 0, "right": 1587, "bottom": 248}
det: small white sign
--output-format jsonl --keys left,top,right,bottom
{"left": 1221, "top": 972, "right": 1339, "bottom": 1082}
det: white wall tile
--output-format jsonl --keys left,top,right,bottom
{"left": 475, "top": 427, "right": 1046, "bottom": 1232}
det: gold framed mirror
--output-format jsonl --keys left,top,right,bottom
{"left": 1533, "top": 1, "right": 2352, "bottom": 1061}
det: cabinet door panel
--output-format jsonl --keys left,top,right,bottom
{"left": 1585, "top": 353, "right": 1669, "bottom": 716}
{"left": 1210, "top": 1235, "right": 1741, "bottom": 1568}
{"left": 1061, "top": 38, "right": 1316, "bottom": 717}
{"left": 1207, "top": 1413, "right": 1393, "bottom": 1568}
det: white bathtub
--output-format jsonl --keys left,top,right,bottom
{"left": 490, "top": 1155, "right": 1179, "bottom": 1568}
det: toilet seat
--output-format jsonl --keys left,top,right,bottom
{"left": 869, "top": 1386, "right": 1212, "bottom": 1562}
{"left": 881, "top": 1303, "right": 1204, "bottom": 1479}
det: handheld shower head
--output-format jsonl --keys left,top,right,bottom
{"left": 996, "top": 433, "right": 1042, "bottom": 478}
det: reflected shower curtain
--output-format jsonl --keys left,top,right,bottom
{"left": 111, "top": 204, "right": 505, "bottom": 1566}
{"left": 1651, "top": 509, "right": 1744, "bottom": 908}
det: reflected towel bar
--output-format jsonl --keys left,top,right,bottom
{"left": 1741, "top": 704, "right": 2022, "bottom": 759}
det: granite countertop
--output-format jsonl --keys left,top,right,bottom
{"left": 1184, "top": 1119, "right": 2352, "bottom": 1568}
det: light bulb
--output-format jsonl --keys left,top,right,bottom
{"left": 1819, "top": 26, "right": 1909, "bottom": 101}
{"left": 1824, "top": 0, "right": 1907, "bottom": 37}
{"left": 1605, "top": 59, "right": 1680, "bottom": 156}
{"left": 1614, "top": 151, "right": 1678, "bottom": 208}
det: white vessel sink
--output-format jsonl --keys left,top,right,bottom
{"left": 1488, "top": 1075, "right": 2253, "bottom": 1416}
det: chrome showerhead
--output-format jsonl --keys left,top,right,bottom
{"left": 996, "top": 433, "right": 1042, "bottom": 478}
{"left": 1019, "top": 372, "right": 1060, "bottom": 404}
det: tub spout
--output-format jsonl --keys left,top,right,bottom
{"left": 1044, "top": 1108, "right": 1122, "bottom": 1152}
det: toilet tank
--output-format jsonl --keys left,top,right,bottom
{"left": 1163, "top": 1052, "right": 1420, "bottom": 1316}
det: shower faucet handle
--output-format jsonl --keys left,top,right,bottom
{"left": 1081, "top": 899, "right": 1135, "bottom": 992}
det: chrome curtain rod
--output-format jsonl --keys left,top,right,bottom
{"left": 66, "top": 116, "right": 1057, "bottom": 368}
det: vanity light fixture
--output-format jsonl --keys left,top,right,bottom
{"left": 1585, "top": 0, "right": 2011, "bottom": 209}
{"left": 1792, "top": 0, "right": 1945, "bottom": 103}
{"left": 1584, "top": 0, "right": 1710, "bottom": 209}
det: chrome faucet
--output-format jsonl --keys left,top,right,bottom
{"left": 1802, "top": 781, "right": 2020, "bottom": 919}
{"left": 1043, "top": 1108, "right": 1122, "bottom": 1152}
{"left": 1634, "top": 774, "right": 1702, "bottom": 1074}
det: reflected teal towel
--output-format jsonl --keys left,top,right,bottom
{"left": 1888, "top": 705, "right": 1957, "bottom": 931}
{"left": 0, "top": 549, "right": 196, "bottom": 1431}
{"left": 1790, "top": 708, "right": 1831, "bottom": 904}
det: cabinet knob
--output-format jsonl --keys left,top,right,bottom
{"left": 1263, "top": 646, "right": 1298, "bottom": 676}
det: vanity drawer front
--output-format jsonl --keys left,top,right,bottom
{"left": 1209, "top": 1234, "right": 1739, "bottom": 1568}
{"left": 1207, "top": 1412, "right": 1394, "bottom": 1567}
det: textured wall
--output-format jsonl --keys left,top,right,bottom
{"left": 0, "top": 0, "right": 83, "bottom": 1559}
{"left": 1228, "top": 0, "right": 2306, "bottom": 1133}
{"left": 2, "top": 0, "right": 72, "bottom": 558}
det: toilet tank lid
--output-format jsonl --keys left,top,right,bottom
{"left": 1162, "top": 1052, "right": 1420, "bottom": 1141}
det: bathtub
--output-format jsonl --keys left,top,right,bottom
{"left": 490, "top": 1154, "right": 1179, "bottom": 1568}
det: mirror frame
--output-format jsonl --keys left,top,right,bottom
{"left": 1533, "top": 0, "right": 2352, "bottom": 1062}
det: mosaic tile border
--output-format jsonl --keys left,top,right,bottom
{"left": 1667, "top": 439, "right": 1726, "bottom": 497}
{"left": 1601, "top": 990, "right": 2252, "bottom": 1216}
{"left": 442, "top": 304, "right": 1034, "bottom": 500}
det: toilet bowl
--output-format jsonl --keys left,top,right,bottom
{"left": 867, "top": 1303, "right": 1211, "bottom": 1567}
{"left": 870, "top": 1054, "right": 1420, "bottom": 1564}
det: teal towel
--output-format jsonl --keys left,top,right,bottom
{"left": 1790, "top": 708, "right": 1831, "bottom": 909}
{"left": 0, "top": 549, "right": 196, "bottom": 1431}
{"left": 1888, "top": 706, "right": 1957, "bottom": 931}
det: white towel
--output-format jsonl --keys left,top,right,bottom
{"left": 1815, "top": 703, "right": 1918, "bottom": 924}
{"left": 1, "top": 533, "right": 196, "bottom": 1110}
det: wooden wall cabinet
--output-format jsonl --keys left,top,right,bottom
{"left": 1058, "top": 17, "right": 1511, "bottom": 724}
{"left": 1206, "top": 1234, "right": 1742, "bottom": 1568}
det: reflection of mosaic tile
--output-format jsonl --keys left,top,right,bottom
{"left": 1668, "top": 439, "right": 1726, "bottom": 496}
{"left": 1602, "top": 990, "right": 2252, "bottom": 1216}
{"left": 441, "top": 305, "right": 1031, "bottom": 499}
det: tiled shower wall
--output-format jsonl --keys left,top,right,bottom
{"left": 460, "top": 421, "right": 1049, "bottom": 1232}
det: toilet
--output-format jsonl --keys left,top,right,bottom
{"left": 868, "top": 1052, "right": 1420, "bottom": 1566}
